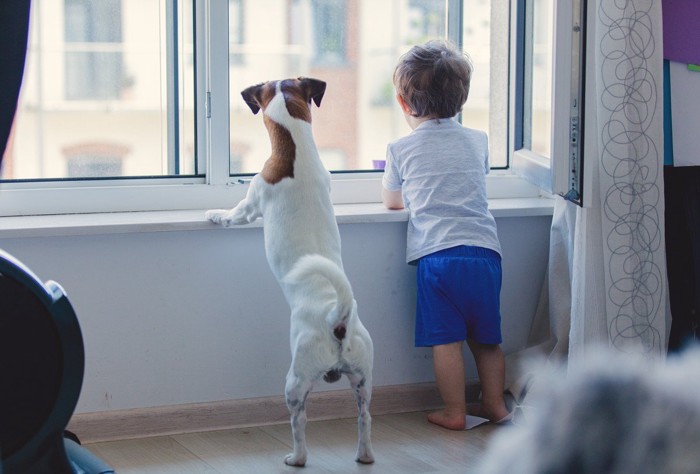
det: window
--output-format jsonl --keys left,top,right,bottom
{"left": 228, "top": 0, "right": 244, "bottom": 65}
{"left": 64, "top": 0, "right": 124, "bottom": 100}
{"left": 462, "top": 0, "right": 507, "bottom": 168}
{"left": 511, "top": 0, "right": 586, "bottom": 204}
{"left": 63, "top": 143, "right": 128, "bottom": 177}
{"left": 1, "top": 0, "right": 528, "bottom": 217}
{"left": 5, "top": 0, "right": 195, "bottom": 182}
{"left": 227, "top": 0, "right": 507, "bottom": 174}
{"left": 310, "top": 0, "right": 346, "bottom": 65}
{"left": 522, "top": 0, "right": 553, "bottom": 158}
{"left": 407, "top": 0, "right": 445, "bottom": 43}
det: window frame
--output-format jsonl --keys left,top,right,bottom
{"left": 510, "top": 0, "right": 586, "bottom": 205}
{"left": 0, "top": 0, "right": 543, "bottom": 218}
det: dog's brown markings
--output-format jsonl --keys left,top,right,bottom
{"left": 240, "top": 81, "right": 293, "bottom": 185}
{"left": 281, "top": 78, "right": 326, "bottom": 123}
{"left": 259, "top": 82, "right": 277, "bottom": 110}
{"left": 281, "top": 80, "right": 312, "bottom": 123}
{"left": 260, "top": 115, "right": 296, "bottom": 184}
{"left": 241, "top": 81, "right": 278, "bottom": 114}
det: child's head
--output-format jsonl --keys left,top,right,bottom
{"left": 393, "top": 40, "right": 473, "bottom": 119}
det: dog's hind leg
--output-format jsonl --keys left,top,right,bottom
{"left": 284, "top": 372, "right": 313, "bottom": 467}
{"left": 348, "top": 372, "right": 375, "bottom": 464}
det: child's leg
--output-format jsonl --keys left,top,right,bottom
{"left": 427, "top": 341, "right": 467, "bottom": 430}
{"left": 467, "top": 340, "right": 510, "bottom": 422}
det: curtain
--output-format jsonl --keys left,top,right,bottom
{"left": 0, "top": 0, "right": 32, "bottom": 164}
{"left": 506, "top": 0, "right": 668, "bottom": 403}
{"left": 592, "top": 0, "right": 667, "bottom": 356}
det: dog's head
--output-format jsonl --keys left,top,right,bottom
{"left": 241, "top": 77, "right": 326, "bottom": 122}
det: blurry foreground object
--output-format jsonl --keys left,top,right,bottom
{"left": 480, "top": 347, "right": 700, "bottom": 474}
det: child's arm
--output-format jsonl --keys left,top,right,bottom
{"left": 382, "top": 188, "right": 404, "bottom": 210}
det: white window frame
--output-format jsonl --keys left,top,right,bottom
{"left": 510, "top": 0, "right": 586, "bottom": 206}
{"left": 0, "top": 0, "right": 543, "bottom": 218}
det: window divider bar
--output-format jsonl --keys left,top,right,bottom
{"left": 195, "top": 0, "right": 208, "bottom": 175}
{"left": 512, "top": 0, "right": 525, "bottom": 150}
{"left": 446, "top": 0, "right": 463, "bottom": 48}
{"left": 203, "top": 0, "right": 231, "bottom": 185}
{"left": 166, "top": 0, "right": 180, "bottom": 175}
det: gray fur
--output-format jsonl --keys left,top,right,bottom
{"left": 480, "top": 347, "right": 700, "bottom": 474}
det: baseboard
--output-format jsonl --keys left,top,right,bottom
{"left": 68, "top": 382, "right": 481, "bottom": 443}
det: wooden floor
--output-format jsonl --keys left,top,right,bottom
{"left": 85, "top": 411, "right": 502, "bottom": 474}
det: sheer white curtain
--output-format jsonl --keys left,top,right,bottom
{"left": 507, "top": 0, "right": 668, "bottom": 399}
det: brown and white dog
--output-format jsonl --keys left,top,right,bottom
{"left": 205, "top": 78, "right": 374, "bottom": 467}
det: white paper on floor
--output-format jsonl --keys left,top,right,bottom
{"left": 465, "top": 415, "right": 489, "bottom": 430}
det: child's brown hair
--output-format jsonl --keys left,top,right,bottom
{"left": 393, "top": 40, "right": 473, "bottom": 119}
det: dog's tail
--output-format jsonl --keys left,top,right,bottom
{"left": 284, "top": 254, "right": 354, "bottom": 341}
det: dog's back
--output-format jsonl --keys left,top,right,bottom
{"left": 249, "top": 79, "right": 343, "bottom": 281}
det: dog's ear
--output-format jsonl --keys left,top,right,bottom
{"left": 241, "top": 83, "right": 264, "bottom": 114}
{"left": 300, "top": 77, "right": 326, "bottom": 108}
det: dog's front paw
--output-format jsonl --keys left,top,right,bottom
{"left": 206, "top": 208, "right": 253, "bottom": 227}
{"left": 205, "top": 209, "right": 228, "bottom": 225}
{"left": 284, "top": 453, "right": 307, "bottom": 467}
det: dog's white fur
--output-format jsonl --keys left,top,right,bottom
{"left": 479, "top": 347, "right": 700, "bottom": 474}
{"left": 206, "top": 78, "right": 374, "bottom": 467}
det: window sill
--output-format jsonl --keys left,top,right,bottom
{"left": 0, "top": 198, "right": 554, "bottom": 239}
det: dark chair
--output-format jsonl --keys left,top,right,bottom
{"left": 0, "top": 249, "right": 113, "bottom": 473}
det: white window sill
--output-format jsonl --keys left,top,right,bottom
{"left": 0, "top": 198, "right": 554, "bottom": 239}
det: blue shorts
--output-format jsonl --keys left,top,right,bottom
{"left": 415, "top": 246, "right": 503, "bottom": 347}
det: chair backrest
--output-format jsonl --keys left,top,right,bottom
{"left": 0, "top": 250, "right": 84, "bottom": 474}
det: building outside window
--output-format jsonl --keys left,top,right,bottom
{"left": 310, "top": 0, "right": 346, "bottom": 66}
{"left": 0, "top": 0, "right": 565, "bottom": 216}
{"left": 64, "top": 142, "right": 128, "bottom": 177}
{"left": 64, "top": 0, "right": 126, "bottom": 101}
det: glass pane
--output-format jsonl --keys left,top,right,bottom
{"left": 2, "top": 0, "right": 195, "bottom": 180}
{"left": 229, "top": 0, "right": 469, "bottom": 174}
{"left": 523, "top": 0, "right": 553, "bottom": 158}
{"left": 463, "top": 0, "right": 506, "bottom": 168}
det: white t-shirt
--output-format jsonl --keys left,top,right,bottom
{"left": 383, "top": 118, "right": 501, "bottom": 264}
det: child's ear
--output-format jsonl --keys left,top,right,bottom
{"left": 396, "top": 94, "right": 412, "bottom": 115}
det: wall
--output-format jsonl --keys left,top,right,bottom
{"left": 0, "top": 215, "right": 550, "bottom": 414}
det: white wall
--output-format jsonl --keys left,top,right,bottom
{"left": 0, "top": 215, "right": 550, "bottom": 414}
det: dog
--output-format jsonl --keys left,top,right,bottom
{"left": 205, "top": 77, "right": 375, "bottom": 467}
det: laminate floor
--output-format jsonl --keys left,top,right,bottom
{"left": 85, "top": 411, "right": 504, "bottom": 474}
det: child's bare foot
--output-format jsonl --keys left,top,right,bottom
{"left": 427, "top": 409, "right": 466, "bottom": 430}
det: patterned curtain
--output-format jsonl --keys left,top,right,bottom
{"left": 546, "top": 0, "right": 668, "bottom": 360}
{"left": 589, "top": 0, "right": 667, "bottom": 356}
